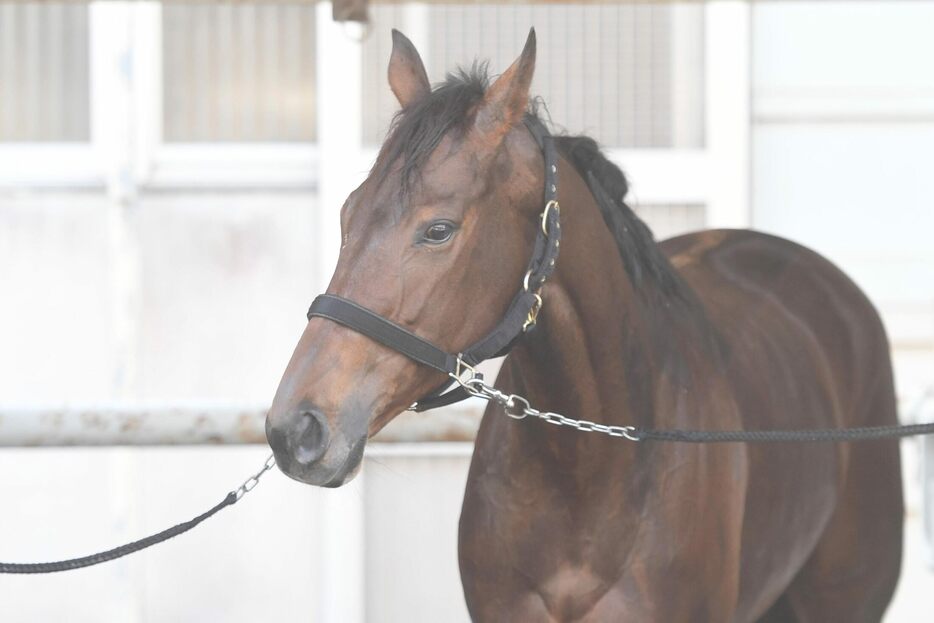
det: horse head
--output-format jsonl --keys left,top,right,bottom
{"left": 266, "top": 29, "right": 546, "bottom": 486}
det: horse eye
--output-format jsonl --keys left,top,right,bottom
{"left": 422, "top": 221, "right": 456, "bottom": 244}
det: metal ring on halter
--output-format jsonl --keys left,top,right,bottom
{"left": 450, "top": 355, "right": 479, "bottom": 385}
{"left": 541, "top": 200, "right": 560, "bottom": 236}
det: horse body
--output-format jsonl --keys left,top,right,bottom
{"left": 265, "top": 29, "right": 903, "bottom": 622}
{"left": 460, "top": 208, "right": 903, "bottom": 621}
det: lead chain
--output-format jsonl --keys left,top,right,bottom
{"left": 234, "top": 453, "right": 277, "bottom": 500}
{"left": 455, "top": 376, "right": 640, "bottom": 442}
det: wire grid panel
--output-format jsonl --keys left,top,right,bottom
{"left": 0, "top": 4, "right": 90, "bottom": 142}
{"left": 162, "top": 4, "right": 317, "bottom": 142}
{"left": 361, "top": 4, "right": 408, "bottom": 147}
{"left": 362, "top": 3, "right": 705, "bottom": 149}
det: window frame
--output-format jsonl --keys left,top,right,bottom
{"left": 0, "top": 3, "right": 320, "bottom": 192}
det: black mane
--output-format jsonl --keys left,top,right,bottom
{"left": 376, "top": 64, "right": 692, "bottom": 302}
{"left": 555, "top": 135, "right": 691, "bottom": 302}
{"left": 373, "top": 64, "right": 489, "bottom": 193}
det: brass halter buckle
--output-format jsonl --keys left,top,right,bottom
{"left": 541, "top": 199, "right": 560, "bottom": 236}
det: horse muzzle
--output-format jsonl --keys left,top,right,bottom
{"left": 265, "top": 405, "right": 367, "bottom": 487}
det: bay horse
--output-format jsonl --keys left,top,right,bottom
{"left": 266, "top": 29, "right": 903, "bottom": 622}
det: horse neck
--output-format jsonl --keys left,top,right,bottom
{"left": 503, "top": 155, "right": 678, "bottom": 463}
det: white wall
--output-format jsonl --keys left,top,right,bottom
{"left": 0, "top": 192, "right": 317, "bottom": 405}
{"left": 751, "top": 1, "right": 934, "bottom": 400}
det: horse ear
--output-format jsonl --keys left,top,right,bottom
{"left": 475, "top": 28, "right": 536, "bottom": 141}
{"left": 388, "top": 29, "right": 430, "bottom": 108}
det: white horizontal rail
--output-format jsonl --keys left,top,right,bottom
{"left": 0, "top": 143, "right": 103, "bottom": 188}
{"left": 0, "top": 403, "right": 483, "bottom": 447}
{"left": 755, "top": 87, "right": 934, "bottom": 124}
{"left": 146, "top": 143, "right": 320, "bottom": 190}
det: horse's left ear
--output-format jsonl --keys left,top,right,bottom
{"left": 388, "top": 29, "right": 430, "bottom": 108}
{"left": 475, "top": 28, "right": 536, "bottom": 141}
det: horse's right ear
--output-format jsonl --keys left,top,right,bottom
{"left": 388, "top": 29, "right": 430, "bottom": 108}
{"left": 474, "top": 28, "right": 536, "bottom": 142}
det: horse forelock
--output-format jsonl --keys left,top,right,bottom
{"left": 371, "top": 63, "right": 490, "bottom": 196}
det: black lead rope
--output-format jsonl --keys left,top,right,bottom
{"left": 634, "top": 421, "right": 934, "bottom": 443}
{"left": 0, "top": 493, "right": 237, "bottom": 574}
{"left": 0, "top": 454, "right": 276, "bottom": 574}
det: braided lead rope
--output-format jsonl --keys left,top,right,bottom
{"left": 0, "top": 454, "right": 275, "bottom": 574}
{"left": 635, "top": 422, "right": 934, "bottom": 443}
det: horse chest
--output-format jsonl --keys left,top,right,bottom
{"left": 460, "top": 477, "right": 645, "bottom": 619}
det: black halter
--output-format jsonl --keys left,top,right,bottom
{"left": 306, "top": 115, "right": 561, "bottom": 411}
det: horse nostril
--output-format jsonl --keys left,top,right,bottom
{"left": 294, "top": 410, "right": 330, "bottom": 465}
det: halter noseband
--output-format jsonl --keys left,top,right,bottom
{"left": 306, "top": 115, "right": 561, "bottom": 411}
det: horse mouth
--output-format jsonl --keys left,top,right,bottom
{"left": 273, "top": 435, "right": 368, "bottom": 488}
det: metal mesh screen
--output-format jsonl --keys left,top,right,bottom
{"left": 362, "top": 5, "right": 407, "bottom": 147}
{"left": 0, "top": 4, "right": 90, "bottom": 142}
{"left": 162, "top": 4, "right": 317, "bottom": 142}
{"left": 362, "top": 3, "right": 704, "bottom": 149}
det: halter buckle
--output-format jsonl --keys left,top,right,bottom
{"left": 541, "top": 200, "right": 560, "bottom": 236}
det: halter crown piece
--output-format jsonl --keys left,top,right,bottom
{"left": 306, "top": 115, "right": 561, "bottom": 411}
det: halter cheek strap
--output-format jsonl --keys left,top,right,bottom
{"left": 307, "top": 115, "right": 561, "bottom": 412}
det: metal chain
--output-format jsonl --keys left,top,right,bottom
{"left": 451, "top": 370, "right": 641, "bottom": 441}
{"left": 235, "top": 454, "right": 277, "bottom": 500}
{"left": 449, "top": 363, "right": 934, "bottom": 444}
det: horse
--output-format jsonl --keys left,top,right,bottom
{"left": 265, "top": 29, "right": 904, "bottom": 622}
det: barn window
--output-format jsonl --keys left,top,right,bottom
{"left": 162, "top": 4, "right": 318, "bottom": 143}
{"left": 362, "top": 3, "right": 705, "bottom": 150}
{"left": 0, "top": 4, "right": 91, "bottom": 142}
